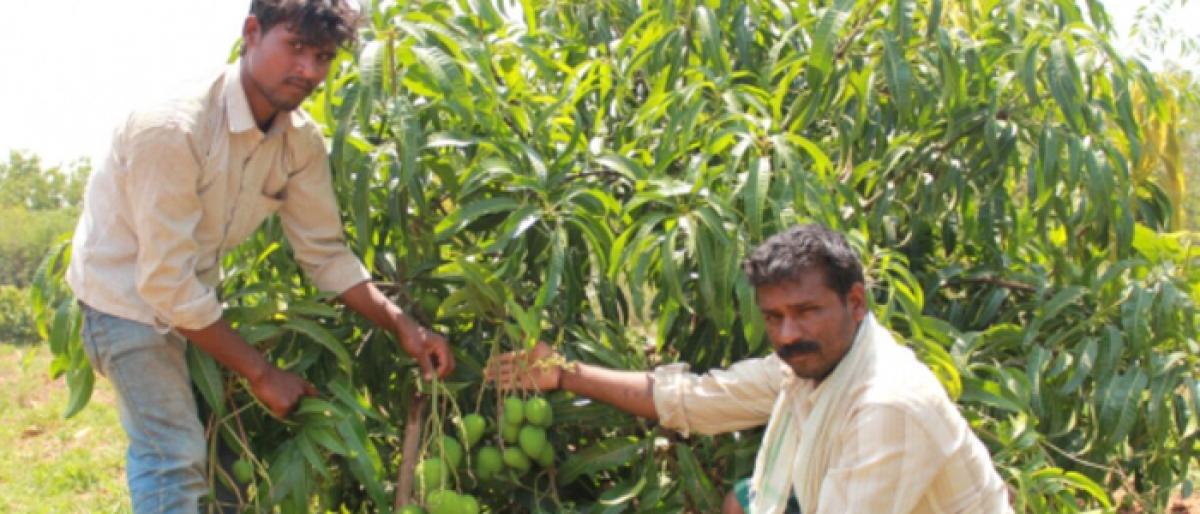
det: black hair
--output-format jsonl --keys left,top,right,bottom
{"left": 742, "top": 224, "right": 865, "bottom": 297}
{"left": 248, "top": 0, "right": 359, "bottom": 51}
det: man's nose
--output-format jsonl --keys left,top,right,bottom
{"left": 779, "top": 316, "right": 807, "bottom": 344}
{"left": 295, "top": 55, "right": 323, "bottom": 81}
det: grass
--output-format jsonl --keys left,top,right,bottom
{"left": 0, "top": 342, "right": 129, "bottom": 513}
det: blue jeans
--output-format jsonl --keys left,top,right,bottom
{"left": 80, "top": 304, "right": 208, "bottom": 514}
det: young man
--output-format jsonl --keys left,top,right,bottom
{"left": 488, "top": 224, "right": 1012, "bottom": 514}
{"left": 67, "top": 1, "right": 453, "bottom": 512}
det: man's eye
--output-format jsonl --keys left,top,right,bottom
{"left": 318, "top": 52, "right": 335, "bottom": 63}
{"left": 291, "top": 42, "right": 304, "bottom": 51}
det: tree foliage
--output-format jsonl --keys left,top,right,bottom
{"left": 0, "top": 151, "right": 89, "bottom": 212}
{"left": 31, "top": 0, "right": 1200, "bottom": 512}
{"left": 0, "top": 152, "right": 89, "bottom": 287}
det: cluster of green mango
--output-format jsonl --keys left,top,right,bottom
{"left": 403, "top": 395, "right": 555, "bottom": 513}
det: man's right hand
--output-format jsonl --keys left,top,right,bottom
{"left": 247, "top": 365, "right": 318, "bottom": 418}
{"left": 179, "top": 318, "right": 319, "bottom": 420}
{"left": 485, "top": 341, "right": 661, "bottom": 421}
{"left": 485, "top": 341, "right": 563, "bottom": 392}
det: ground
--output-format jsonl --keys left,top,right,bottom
{"left": 0, "top": 342, "right": 129, "bottom": 513}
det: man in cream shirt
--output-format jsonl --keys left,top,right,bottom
{"left": 488, "top": 224, "right": 1011, "bottom": 513}
{"left": 67, "top": 1, "right": 453, "bottom": 512}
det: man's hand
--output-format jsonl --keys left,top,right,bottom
{"left": 398, "top": 323, "right": 454, "bottom": 381}
{"left": 485, "top": 341, "right": 562, "bottom": 392}
{"left": 178, "top": 318, "right": 317, "bottom": 420}
{"left": 338, "top": 281, "right": 456, "bottom": 380}
{"left": 248, "top": 365, "right": 319, "bottom": 419}
{"left": 487, "top": 342, "right": 660, "bottom": 420}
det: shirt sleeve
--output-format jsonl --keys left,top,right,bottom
{"left": 277, "top": 130, "right": 370, "bottom": 294}
{"left": 652, "top": 355, "right": 785, "bottom": 436}
{"left": 123, "top": 122, "right": 223, "bottom": 331}
{"left": 814, "top": 402, "right": 952, "bottom": 514}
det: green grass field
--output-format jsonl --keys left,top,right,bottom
{"left": 0, "top": 342, "right": 129, "bottom": 513}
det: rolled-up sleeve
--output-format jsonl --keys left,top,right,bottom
{"left": 278, "top": 132, "right": 370, "bottom": 294}
{"left": 652, "top": 355, "right": 784, "bottom": 436}
{"left": 124, "top": 123, "right": 223, "bottom": 331}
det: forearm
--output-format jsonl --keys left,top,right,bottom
{"left": 560, "top": 363, "right": 659, "bottom": 420}
{"left": 338, "top": 280, "right": 419, "bottom": 335}
{"left": 177, "top": 318, "right": 270, "bottom": 382}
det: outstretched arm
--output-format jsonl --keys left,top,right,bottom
{"left": 489, "top": 342, "right": 783, "bottom": 435}
{"left": 486, "top": 342, "right": 658, "bottom": 420}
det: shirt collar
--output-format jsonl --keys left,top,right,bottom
{"left": 223, "top": 61, "right": 308, "bottom": 135}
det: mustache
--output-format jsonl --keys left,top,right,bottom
{"left": 776, "top": 340, "right": 821, "bottom": 359}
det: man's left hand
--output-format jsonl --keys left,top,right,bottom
{"left": 397, "top": 322, "right": 454, "bottom": 380}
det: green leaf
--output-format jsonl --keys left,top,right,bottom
{"left": 282, "top": 317, "right": 352, "bottom": 370}
{"left": 534, "top": 225, "right": 566, "bottom": 311}
{"left": 1048, "top": 39, "right": 1085, "bottom": 130}
{"left": 287, "top": 298, "right": 339, "bottom": 319}
{"left": 186, "top": 345, "right": 226, "bottom": 417}
{"left": 961, "top": 376, "right": 1027, "bottom": 414}
{"left": 675, "top": 443, "right": 721, "bottom": 511}
{"left": 434, "top": 197, "right": 520, "bottom": 242}
{"left": 808, "top": 0, "right": 855, "bottom": 82}
{"left": 48, "top": 300, "right": 72, "bottom": 357}
{"left": 63, "top": 362, "right": 94, "bottom": 419}
{"left": 559, "top": 436, "right": 643, "bottom": 484}
{"left": 1062, "top": 471, "right": 1112, "bottom": 508}
{"left": 881, "top": 30, "right": 913, "bottom": 119}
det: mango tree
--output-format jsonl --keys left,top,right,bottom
{"left": 33, "top": 0, "right": 1200, "bottom": 512}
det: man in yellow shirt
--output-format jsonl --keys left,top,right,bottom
{"left": 67, "top": 2, "right": 452, "bottom": 512}
{"left": 489, "top": 224, "right": 1011, "bottom": 514}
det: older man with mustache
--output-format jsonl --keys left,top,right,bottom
{"left": 488, "top": 224, "right": 1011, "bottom": 514}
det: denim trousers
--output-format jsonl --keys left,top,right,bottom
{"left": 80, "top": 304, "right": 209, "bottom": 514}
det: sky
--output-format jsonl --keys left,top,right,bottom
{"left": 0, "top": 0, "right": 1196, "bottom": 168}
{"left": 0, "top": 0, "right": 249, "bottom": 167}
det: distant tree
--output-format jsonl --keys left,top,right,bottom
{"left": 1125, "top": 0, "right": 1200, "bottom": 230}
{"left": 0, "top": 151, "right": 89, "bottom": 286}
{"left": 0, "top": 151, "right": 90, "bottom": 211}
{"left": 1171, "top": 71, "right": 1200, "bottom": 228}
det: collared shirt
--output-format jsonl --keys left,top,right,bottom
{"left": 67, "top": 62, "right": 369, "bottom": 331}
{"left": 652, "top": 335, "right": 1012, "bottom": 514}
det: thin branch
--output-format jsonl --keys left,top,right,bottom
{"left": 947, "top": 275, "right": 1038, "bottom": 293}
{"left": 395, "top": 393, "right": 428, "bottom": 510}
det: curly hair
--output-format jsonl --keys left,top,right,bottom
{"left": 248, "top": 0, "right": 360, "bottom": 51}
{"left": 742, "top": 224, "right": 865, "bottom": 298}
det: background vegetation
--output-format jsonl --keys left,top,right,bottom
{"left": 0, "top": 152, "right": 88, "bottom": 342}
{"left": 0, "top": 151, "right": 117, "bottom": 510}
{"left": 22, "top": 0, "right": 1200, "bottom": 512}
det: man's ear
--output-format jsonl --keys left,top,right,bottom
{"left": 847, "top": 282, "right": 868, "bottom": 322}
{"left": 242, "top": 16, "right": 262, "bottom": 49}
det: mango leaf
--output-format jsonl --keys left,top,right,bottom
{"left": 559, "top": 436, "right": 643, "bottom": 484}
{"left": 282, "top": 317, "right": 352, "bottom": 370}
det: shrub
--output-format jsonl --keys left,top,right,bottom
{"left": 0, "top": 206, "right": 77, "bottom": 287}
{"left": 0, "top": 286, "right": 37, "bottom": 343}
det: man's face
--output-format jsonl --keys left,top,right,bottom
{"left": 757, "top": 267, "right": 867, "bottom": 381}
{"left": 241, "top": 17, "right": 336, "bottom": 116}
